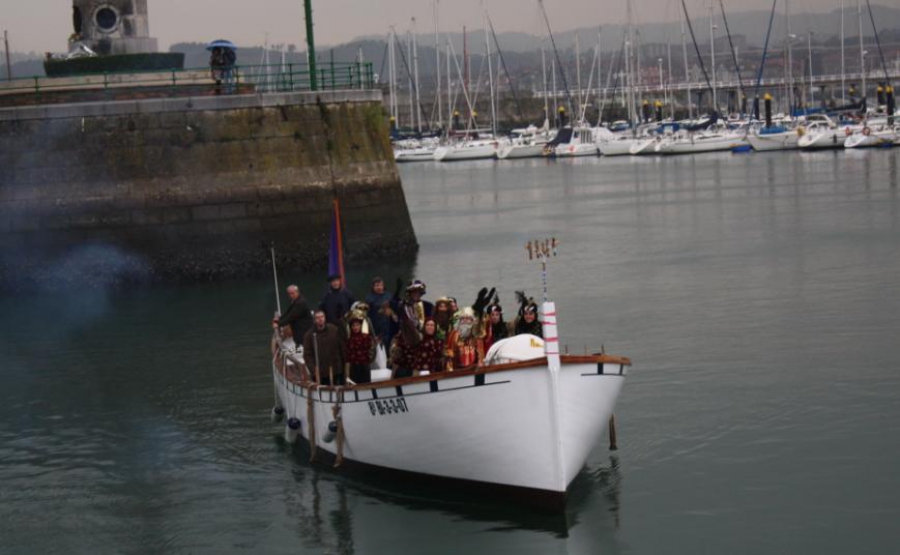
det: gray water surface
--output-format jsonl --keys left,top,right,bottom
{"left": 1, "top": 150, "right": 899, "bottom": 554}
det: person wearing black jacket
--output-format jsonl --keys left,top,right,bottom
{"left": 273, "top": 285, "right": 313, "bottom": 347}
{"left": 319, "top": 275, "right": 356, "bottom": 326}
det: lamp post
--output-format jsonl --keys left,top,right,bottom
{"left": 303, "top": 0, "right": 317, "bottom": 91}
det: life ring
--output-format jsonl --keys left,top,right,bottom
{"left": 844, "top": 127, "right": 853, "bottom": 137}
{"left": 863, "top": 127, "right": 872, "bottom": 137}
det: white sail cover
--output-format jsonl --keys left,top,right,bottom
{"left": 484, "top": 335, "right": 545, "bottom": 365}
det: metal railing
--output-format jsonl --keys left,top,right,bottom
{"left": 0, "top": 61, "right": 376, "bottom": 99}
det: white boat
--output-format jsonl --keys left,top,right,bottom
{"left": 629, "top": 136, "right": 663, "bottom": 156}
{"left": 270, "top": 303, "right": 631, "bottom": 509}
{"left": 598, "top": 136, "right": 642, "bottom": 157}
{"left": 497, "top": 125, "right": 552, "bottom": 160}
{"left": 844, "top": 125, "right": 898, "bottom": 149}
{"left": 797, "top": 117, "right": 858, "bottom": 151}
{"left": 554, "top": 126, "right": 599, "bottom": 158}
{"left": 394, "top": 147, "right": 437, "bottom": 162}
{"left": 433, "top": 140, "right": 500, "bottom": 162}
{"left": 748, "top": 126, "right": 802, "bottom": 152}
{"left": 655, "top": 126, "right": 748, "bottom": 155}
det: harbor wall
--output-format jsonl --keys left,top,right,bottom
{"left": 0, "top": 90, "right": 417, "bottom": 287}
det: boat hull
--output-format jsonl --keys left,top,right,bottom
{"left": 497, "top": 144, "right": 546, "bottom": 159}
{"left": 657, "top": 136, "right": 747, "bottom": 155}
{"left": 433, "top": 144, "right": 498, "bottom": 161}
{"left": 599, "top": 139, "right": 640, "bottom": 156}
{"left": 748, "top": 132, "right": 800, "bottom": 152}
{"left": 273, "top": 355, "right": 628, "bottom": 505}
{"left": 554, "top": 144, "right": 599, "bottom": 157}
{"left": 798, "top": 131, "right": 845, "bottom": 150}
{"left": 394, "top": 148, "right": 436, "bottom": 162}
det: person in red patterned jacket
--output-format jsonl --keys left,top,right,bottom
{"left": 411, "top": 318, "right": 445, "bottom": 375}
{"left": 344, "top": 317, "right": 375, "bottom": 384}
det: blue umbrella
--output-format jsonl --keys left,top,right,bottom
{"left": 206, "top": 40, "right": 237, "bottom": 51}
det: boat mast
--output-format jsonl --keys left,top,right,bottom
{"left": 626, "top": 0, "right": 637, "bottom": 131}
{"left": 542, "top": 42, "right": 550, "bottom": 125}
{"left": 484, "top": 12, "right": 497, "bottom": 137}
{"left": 841, "top": 0, "right": 846, "bottom": 105}
{"left": 434, "top": 1, "right": 442, "bottom": 130}
{"left": 389, "top": 29, "right": 397, "bottom": 126}
{"left": 786, "top": 0, "right": 794, "bottom": 115}
{"left": 597, "top": 28, "right": 603, "bottom": 124}
{"left": 412, "top": 18, "right": 422, "bottom": 133}
{"left": 447, "top": 40, "right": 453, "bottom": 130}
{"left": 667, "top": 38, "right": 673, "bottom": 119}
{"left": 709, "top": 0, "right": 718, "bottom": 113}
{"left": 807, "top": 32, "right": 814, "bottom": 109}
{"left": 857, "top": 0, "right": 866, "bottom": 111}
{"left": 682, "top": 8, "right": 693, "bottom": 118}
{"left": 576, "top": 32, "right": 583, "bottom": 120}
{"left": 406, "top": 30, "right": 414, "bottom": 131}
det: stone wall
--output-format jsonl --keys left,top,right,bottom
{"left": 0, "top": 90, "right": 417, "bottom": 286}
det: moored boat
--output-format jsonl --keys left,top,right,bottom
{"left": 433, "top": 140, "right": 500, "bottom": 162}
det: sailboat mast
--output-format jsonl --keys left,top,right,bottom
{"left": 709, "top": 0, "right": 717, "bottom": 112}
{"left": 682, "top": 9, "right": 693, "bottom": 118}
{"left": 841, "top": 0, "right": 846, "bottom": 105}
{"left": 484, "top": 13, "right": 497, "bottom": 137}
{"left": 542, "top": 42, "right": 549, "bottom": 124}
{"left": 576, "top": 32, "right": 583, "bottom": 119}
{"left": 807, "top": 32, "right": 814, "bottom": 109}
{"left": 447, "top": 40, "right": 453, "bottom": 129}
{"left": 626, "top": 0, "right": 637, "bottom": 129}
{"left": 597, "top": 28, "right": 604, "bottom": 125}
{"left": 389, "top": 29, "right": 397, "bottom": 125}
{"left": 412, "top": 19, "right": 422, "bottom": 133}
{"left": 857, "top": 0, "right": 866, "bottom": 107}
{"left": 434, "top": 1, "right": 442, "bottom": 130}
{"left": 786, "top": 0, "right": 794, "bottom": 115}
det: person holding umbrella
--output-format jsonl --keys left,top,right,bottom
{"left": 207, "top": 39, "right": 237, "bottom": 94}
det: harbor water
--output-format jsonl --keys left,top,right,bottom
{"left": 1, "top": 150, "right": 899, "bottom": 554}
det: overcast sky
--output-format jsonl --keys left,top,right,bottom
{"left": 5, "top": 0, "right": 841, "bottom": 54}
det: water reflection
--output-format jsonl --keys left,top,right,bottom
{"left": 273, "top": 438, "right": 624, "bottom": 545}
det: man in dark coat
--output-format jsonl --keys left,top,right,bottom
{"left": 319, "top": 275, "right": 356, "bottom": 326}
{"left": 365, "top": 277, "right": 394, "bottom": 347}
{"left": 303, "top": 310, "right": 346, "bottom": 385}
{"left": 272, "top": 285, "right": 313, "bottom": 347}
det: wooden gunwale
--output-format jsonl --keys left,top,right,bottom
{"left": 274, "top": 350, "right": 631, "bottom": 392}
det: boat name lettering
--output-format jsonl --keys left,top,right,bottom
{"left": 368, "top": 398, "right": 409, "bottom": 417}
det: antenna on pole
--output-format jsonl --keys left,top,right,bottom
{"left": 525, "top": 237, "right": 559, "bottom": 303}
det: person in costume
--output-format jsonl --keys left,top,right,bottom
{"left": 411, "top": 318, "right": 444, "bottom": 374}
{"left": 444, "top": 288, "right": 494, "bottom": 371}
{"left": 432, "top": 297, "right": 455, "bottom": 341}
{"left": 513, "top": 291, "right": 543, "bottom": 338}
{"left": 483, "top": 302, "right": 512, "bottom": 352}
{"left": 390, "top": 279, "right": 434, "bottom": 378}
{"left": 344, "top": 316, "right": 376, "bottom": 384}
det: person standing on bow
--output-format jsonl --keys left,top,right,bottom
{"left": 272, "top": 285, "right": 313, "bottom": 350}
{"left": 303, "top": 310, "right": 346, "bottom": 385}
{"left": 320, "top": 274, "right": 356, "bottom": 326}
{"left": 432, "top": 297, "right": 455, "bottom": 342}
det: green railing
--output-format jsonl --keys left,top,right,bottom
{"left": 0, "top": 61, "right": 376, "bottom": 100}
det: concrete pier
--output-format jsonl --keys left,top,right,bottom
{"left": 0, "top": 90, "right": 417, "bottom": 287}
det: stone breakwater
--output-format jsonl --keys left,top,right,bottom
{"left": 0, "top": 90, "right": 417, "bottom": 288}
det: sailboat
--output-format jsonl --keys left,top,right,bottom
{"left": 498, "top": 122, "right": 553, "bottom": 159}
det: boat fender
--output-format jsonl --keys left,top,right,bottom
{"left": 271, "top": 405, "right": 286, "bottom": 424}
{"left": 322, "top": 421, "right": 339, "bottom": 444}
{"left": 863, "top": 127, "right": 872, "bottom": 137}
{"left": 845, "top": 127, "right": 853, "bottom": 137}
{"left": 285, "top": 417, "right": 302, "bottom": 444}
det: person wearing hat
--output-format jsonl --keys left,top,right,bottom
{"left": 483, "top": 302, "right": 512, "bottom": 352}
{"left": 319, "top": 275, "right": 356, "bottom": 327}
{"left": 444, "top": 287, "right": 493, "bottom": 371}
{"left": 513, "top": 291, "right": 543, "bottom": 338}
{"left": 411, "top": 318, "right": 445, "bottom": 375}
{"left": 344, "top": 316, "right": 376, "bottom": 384}
{"left": 432, "top": 297, "right": 455, "bottom": 342}
{"left": 389, "top": 279, "right": 434, "bottom": 378}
